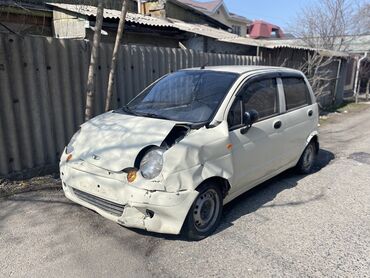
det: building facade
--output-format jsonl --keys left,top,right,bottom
{"left": 176, "top": 0, "right": 250, "bottom": 36}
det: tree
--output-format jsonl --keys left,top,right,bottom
{"left": 85, "top": 0, "right": 104, "bottom": 121}
{"left": 288, "top": 0, "right": 358, "bottom": 106}
{"left": 353, "top": 2, "right": 370, "bottom": 36}
{"left": 292, "top": 0, "right": 355, "bottom": 52}
{"left": 105, "top": 0, "right": 129, "bottom": 112}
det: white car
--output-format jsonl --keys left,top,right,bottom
{"left": 60, "top": 66, "right": 319, "bottom": 240}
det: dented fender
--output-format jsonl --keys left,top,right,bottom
{"left": 162, "top": 121, "right": 233, "bottom": 192}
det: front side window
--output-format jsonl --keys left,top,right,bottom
{"left": 228, "top": 78, "right": 279, "bottom": 127}
{"left": 283, "top": 77, "right": 312, "bottom": 111}
{"left": 126, "top": 70, "right": 238, "bottom": 123}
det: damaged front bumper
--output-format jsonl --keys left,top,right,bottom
{"left": 61, "top": 163, "right": 198, "bottom": 235}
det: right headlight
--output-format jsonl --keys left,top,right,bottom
{"left": 65, "top": 127, "right": 81, "bottom": 154}
{"left": 140, "top": 147, "right": 165, "bottom": 180}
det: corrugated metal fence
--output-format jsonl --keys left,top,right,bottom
{"left": 0, "top": 33, "right": 264, "bottom": 176}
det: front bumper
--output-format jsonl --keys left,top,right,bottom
{"left": 61, "top": 163, "right": 198, "bottom": 235}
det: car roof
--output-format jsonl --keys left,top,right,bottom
{"left": 183, "top": 65, "right": 303, "bottom": 75}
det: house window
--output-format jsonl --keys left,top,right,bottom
{"left": 232, "top": 25, "right": 241, "bottom": 35}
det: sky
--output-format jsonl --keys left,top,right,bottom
{"left": 222, "top": 0, "right": 317, "bottom": 31}
{"left": 195, "top": 0, "right": 321, "bottom": 32}
{"left": 207, "top": 0, "right": 367, "bottom": 32}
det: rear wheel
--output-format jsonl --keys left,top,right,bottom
{"left": 296, "top": 141, "right": 317, "bottom": 174}
{"left": 183, "top": 182, "right": 223, "bottom": 241}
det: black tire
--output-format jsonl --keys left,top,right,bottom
{"left": 296, "top": 141, "right": 318, "bottom": 174}
{"left": 182, "top": 182, "right": 223, "bottom": 241}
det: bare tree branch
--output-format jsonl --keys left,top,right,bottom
{"left": 291, "top": 0, "right": 356, "bottom": 51}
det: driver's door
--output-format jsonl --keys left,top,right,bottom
{"left": 228, "top": 76, "right": 286, "bottom": 195}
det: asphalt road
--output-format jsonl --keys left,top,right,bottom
{"left": 1, "top": 107, "right": 370, "bottom": 278}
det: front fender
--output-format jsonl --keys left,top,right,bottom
{"left": 162, "top": 121, "right": 233, "bottom": 192}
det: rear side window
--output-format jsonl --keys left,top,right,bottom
{"left": 283, "top": 77, "right": 312, "bottom": 111}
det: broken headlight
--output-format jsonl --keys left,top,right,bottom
{"left": 140, "top": 147, "right": 165, "bottom": 180}
{"left": 65, "top": 128, "right": 81, "bottom": 154}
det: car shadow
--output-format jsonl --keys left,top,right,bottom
{"left": 131, "top": 148, "right": 335, "bottom": 241}
{"left": 215, "top": 148, "right": 335, "bottom": 235}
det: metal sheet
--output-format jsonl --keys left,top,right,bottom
{"left": 0, "top": 33, "right": 263, "bottom": 176}
{"left": 48, "top": 3, "right": 174, "bottom": 27}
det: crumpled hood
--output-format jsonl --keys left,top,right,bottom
{"left": 71, "top": 112, "right": 178, "bottom": 172}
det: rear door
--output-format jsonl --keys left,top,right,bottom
{"left": 280, "top": 75, "right": 318, "bottom": 164}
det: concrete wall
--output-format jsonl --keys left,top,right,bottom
{"left": 0, "top": 33, "right": 264, "bottom": 176}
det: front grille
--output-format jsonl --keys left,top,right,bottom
{"left": 72, "top": 188, "right": 124, "bottom": 217}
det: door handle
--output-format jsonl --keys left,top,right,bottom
{"left": 308, "top": 110, "right": 313, "bottom": 117}
{"left": 274, "top": 120, "right": 282, "bottom": 129}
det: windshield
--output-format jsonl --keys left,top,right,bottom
{"left": 126, "top": 70, "right": 239, "bottom": 123}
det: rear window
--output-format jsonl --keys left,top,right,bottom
{"left": 283, "top": 77, "right": 312, "bottom": 111}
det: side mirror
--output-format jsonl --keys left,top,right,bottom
{"left": 241, "top": 110, "right": 259, "bottom": 134}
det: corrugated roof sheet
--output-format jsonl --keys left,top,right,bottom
{"left": 262, "top": 35, "right": 370, "bottom": 55}
{"left": 48, "top": 3, "right": 174, "bottom": 27}
{"left": 169, "top": 18, "right": 262, "bottom": 47}
{"left": 48, "top": 3, "right": 260, "bottom": 45}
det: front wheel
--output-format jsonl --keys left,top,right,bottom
{"left": 182, "top": 183, "right": 223, "bottom": 241}
{"left": 296, "top": 141, "right": 317, "bottom": 174}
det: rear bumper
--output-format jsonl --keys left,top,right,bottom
{"left": 61, "top": 164, "right": 198, "bottom": 235}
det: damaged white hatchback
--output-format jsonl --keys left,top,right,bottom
{"left": 60, "top": 66, "right": 319, "bottom": 240}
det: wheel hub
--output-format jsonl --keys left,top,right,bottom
{"left": 193, "top": 189, "right": 220, "bottom": 232}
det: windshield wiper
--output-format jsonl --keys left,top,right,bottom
{"left": 137, "top": 112, "right": 171, "bottom": 121}
{"left": 121, "top": 106, "right": 140, "bottom": 116}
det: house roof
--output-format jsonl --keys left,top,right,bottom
{"left": 249, "top": 20, "right": 284, "bottom": 39}
{"left": 47, "top": 3, "right": 348, "bottom": 57}
{"left": 177, "top": 0, "right": 222, "bottom": 13}
{"left": 176, "top": 0, "right": 249, "bottom": 23}
{"left": 47, "top": 3, "right": 260, "bottom": 44}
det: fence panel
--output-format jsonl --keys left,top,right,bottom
{"left": 0, "top": 33, "right": 264, "bottom": 176}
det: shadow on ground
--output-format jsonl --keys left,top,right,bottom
{"left": 217, "top": 148, "right": 334, "bottom": 235}
{"left": 133, "top": 148, "right": 335, "bottom": 240}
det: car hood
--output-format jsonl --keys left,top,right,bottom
{"left": 71, "top": 112, "right": 178, "bottom": 172}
